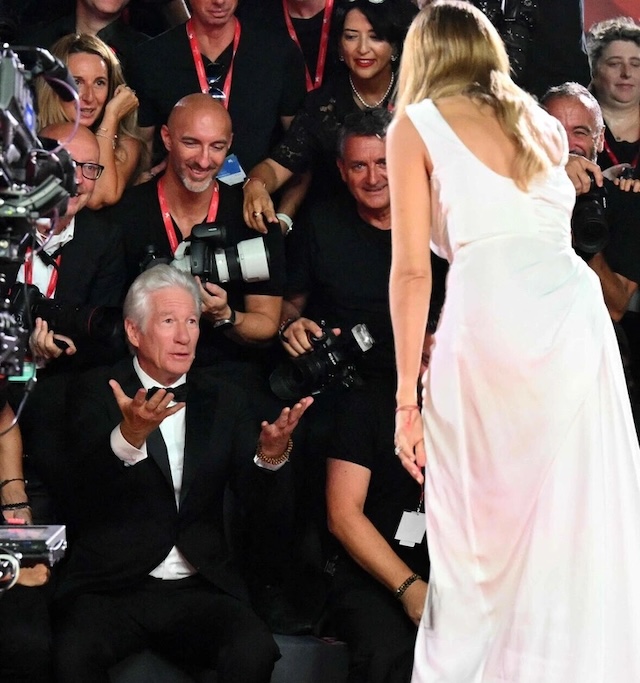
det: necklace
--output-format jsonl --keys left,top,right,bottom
{"left": 349, "top": 72, "right": 395, "bottom": 109}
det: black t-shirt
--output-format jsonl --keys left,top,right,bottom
{"left": 127, "top": 19, "right": 306, "bottom": 172}
{"left": 331, "top": 377, "right": 430, "bottom": 580}
{"left": 603, "top": 181, "right": 640, "bottom": 286}
{"left": 597, "top": 126, "right": 640, "bottom": 172}
{"left": 286, "top": 193, "right": 395, "bottom": 377}
{"left": 109, "top": 177, "right": 285, "bottom": 364}
{"left": 16, "top": 14, "right": 148, "bottom": 78}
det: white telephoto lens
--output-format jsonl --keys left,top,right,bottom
{"left": 237, "top": 237, "right": 270, "bottom": 282}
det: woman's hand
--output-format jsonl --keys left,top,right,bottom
{"left": 103, "top": 84, "right": 139, "bottom": 123}
{"left": 395, "top": 405, "right": 425, "bottom": 484}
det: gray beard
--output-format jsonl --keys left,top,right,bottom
{"left": 180, "top": 174, "right": 214, "bottom": 193}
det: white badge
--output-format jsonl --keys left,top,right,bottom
{"left": 217, "top": 153, "right": 246, "bottom": 186}
{"left": 395, "top": 510, "right": 426, "bottom": 547}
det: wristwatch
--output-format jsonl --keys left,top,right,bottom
{"left": 213, "top": 308, "right": 236, "bottom": 330}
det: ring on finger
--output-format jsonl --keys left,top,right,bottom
{"left": 394, "top": 446, "right": 402, "bottom": 456}
{"left": 253, "top": 211, "right": 262, "bottom": 217}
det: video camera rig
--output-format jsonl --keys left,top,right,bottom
{"left": 0, "top": 43, "right": 78, "bottom": 378}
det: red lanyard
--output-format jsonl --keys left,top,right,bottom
{"left": 282, "top": 0, "right": 333, "bottom": 92}
{"left": 603, "top": 137, "right": 640, "bottom": 169}
{"left": 187, "top": 17, "right": 241, "bottom": 110}
{"left": 24, "top": 248, "right": 61, "bottom": 298}
{"left": 157, "top": 177, "right": 220, "bottom": 254}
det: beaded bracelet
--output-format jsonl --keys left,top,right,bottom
{"left": 95, "top": 130, "right": 118, "bottom": 149}
{"left": 0, "top": 478, "right": 26, "bottom": 489}
{"left": 256, "top": 437, "right": 294, "bottom": 466}
{"left": 394, "top": 573, "right": 421, "bottom": 599}
{"left": 278, "top": 317, "right": 297, "bottom": 343}
{"left": 1, "top": 502, "right": 31, "bottom": 511}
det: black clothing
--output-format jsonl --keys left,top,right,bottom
{"left": 16, "top": 13, "right": 149, "bottom": 77}
{"left": 109, "top": 177, "right": 285, "bottom": 366}
{"left": 270, "top": 71, "right": 388, "bottom": 206}
{"left": 127, "top": 19, "right": 306, "bottom": 171}
{"left": 54, "top": 358, "right": 280, "bottom": 681}
{"left": 286, "top": 193, "right": 395, "bottom": 378}
{"left": 327, "top": 378, "right": 429, "bottom": 683}
{"left": 237, "top": 0, "right": 340, "bottom": 87}
{"left": 597, "top": 125, "right": 640, "bottom": 172}
{"left": 603, "top": 181, "right": 640, "bottom": 287}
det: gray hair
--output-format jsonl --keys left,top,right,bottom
{"left": 587, "top": 16, "right": 640, "bottom": 75}
{"left": 540, "top": 81, "right": 605, "bottom": 130}
{"left": 123, "top": 265, "right": 201, "bottom": 331}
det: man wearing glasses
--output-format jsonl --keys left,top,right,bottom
{"left": 9, "top": 121, "right": 127, "bottom": 523}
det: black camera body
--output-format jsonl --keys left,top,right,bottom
{"left": 10, "top": 283, "right": 124, "bottom": 348}
{"left": 571, "top": 177, "right": 609, "bottom": 258}
{"left": 270, "top": 322, "right": 375, "bottom": 400}
{"left": 188, "top": 222, "right": 270, "bottom": 285}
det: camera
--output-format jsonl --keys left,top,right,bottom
{"left": 571, "top": 176, "right": 609, "bottom": 257}
{"left": 269, "top": 322, "right": 375, "bottom": 400}
{"left": 10, "top": 283, "right": 125, "bottom": 349}
{"left": 170, "top": 222, "right": 270, "bottom": 285}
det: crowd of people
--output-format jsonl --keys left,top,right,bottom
{"left": 0, "top": 0, "right": 639, "bottom": 682}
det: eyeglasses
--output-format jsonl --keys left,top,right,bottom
{"left": 73, "top": 160, "right": 105, "bottom": 180}
{"left": 205, "top": 61, "right": 227, "bottom": 101}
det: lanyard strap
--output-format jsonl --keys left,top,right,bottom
{"left": 157, "top": 177, "right": 220, "bottom": 255}
{"left": 603, "top": 136, "right": 640, "bottom": 169}
{"left": 186, "top": 17, "right": 241, "bottom": 110}
{"left": 282, "top": 0, "right": 333, "bottom": 92}
{"left": 24, "top": 248, "right": 61, "bottom": 298}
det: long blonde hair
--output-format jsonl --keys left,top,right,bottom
{"left": 395, "top": 1, "right": 556, "bottom": 190}
{"left": 36, "top": 33, "right": 145, "bottom": 157}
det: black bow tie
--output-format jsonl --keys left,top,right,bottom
{"left": 146, "top": 384, "right": 188, "bottom": 403}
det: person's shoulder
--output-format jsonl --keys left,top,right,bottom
{"left": 111, "top": 178, "right": 159, "bottom": 215}
{"left": 529, "top": 104, "right": 566, "bottom": 165}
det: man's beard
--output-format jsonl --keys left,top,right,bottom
{"left": 180, "top": 173, "right": 214, "bottom": 193}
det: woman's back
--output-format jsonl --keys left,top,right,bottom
{"left": 405, "top": 96, "right": 575, "bottom": 261}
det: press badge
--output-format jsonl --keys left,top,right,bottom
{"left": 218, "top": 154, "right": 246, "bottom": 185}
{"left": 395, "top": 510, "right": 426, "bottom": 547}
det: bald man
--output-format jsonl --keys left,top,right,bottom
{"left": 110, "top": 93, "right": 286, "bottom": 369}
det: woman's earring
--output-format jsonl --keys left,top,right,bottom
{"left": 391, "top": 53, "right": 398, "bottom": 62}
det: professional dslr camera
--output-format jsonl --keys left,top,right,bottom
{"left": 145, "top": 222, "right": 270, "bottom": 285}
{"left": 10, "top": 283, "right": 125, "bottom": 351}
{"left": 571, "top": 176, "right": 609, "bottom": 259}
{"left": 269, "top": 322, "right": 375, "bottom": 400}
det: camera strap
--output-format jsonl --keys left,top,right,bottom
{"left": 187, "top": 17, "right": 241, "bottom": 110}
{"left": 157, "top": 177, "right": 220, "bottom": 255}
{"left": 23, "top": 249, "right": 61, "bottom": 298}
{"left": 282, "top": 0, "right": 333, "bottom": 92}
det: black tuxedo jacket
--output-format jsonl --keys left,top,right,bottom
{"left": 58, "top": 357, "right": 280, "bottom": 602}
{"left": 54, "top": 208, "right": 126, "bottom": 308}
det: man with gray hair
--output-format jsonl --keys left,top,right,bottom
{"left": 54, "top": 265, "right": 312, "bottom": 682}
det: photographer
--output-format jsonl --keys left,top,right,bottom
{"left": 542, "top": 83, "right": 640, "bottom": 322}
{"left": 9, "top": 121, "right": 126, "bottom": 521}
{"left": 109, "top": 93, "right": 286, "bottom": 378}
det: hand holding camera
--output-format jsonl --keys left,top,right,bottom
{"left": 279, "top": 317, "right": 341, "bottom": 357}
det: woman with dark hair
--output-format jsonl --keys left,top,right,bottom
{"left": 587, "top": 17, "right": 640, "bottom": 176}
{"left": 242, "top": 0, "right": 417, "bottom": 234}
{"left": 36, "top": 33, "right": 146, "bottom": 209}
{"left": 389, "top": 1, "right": 640, "bottom": 681}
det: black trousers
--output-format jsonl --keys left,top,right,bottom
{"left": 54, "top": 575, "right": 279, "bottom": 683}
{"left": 0, "top": 584, "right": 53, "bottom": 683}
{"left": 329, "top": 565, "right": 417, "bottom": 683}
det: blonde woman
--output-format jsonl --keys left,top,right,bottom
{"left": 37, "top": 33, "right": 145, "bottom": 209}
{"left": 388, "top": 2, "right": 640, "bottom": 681}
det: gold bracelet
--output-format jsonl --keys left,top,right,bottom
{"left": 256, "top": 437, "right": 293, "bottom": 466}
{"left": 394, "top": 572, "right": 421, "bottom": 599}
{"left": 95, "top": 131, "right": 118, "bottom": 150}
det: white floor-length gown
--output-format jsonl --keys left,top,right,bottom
{"left": 407, "top": 99, "right": 640, "bottom": 683}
